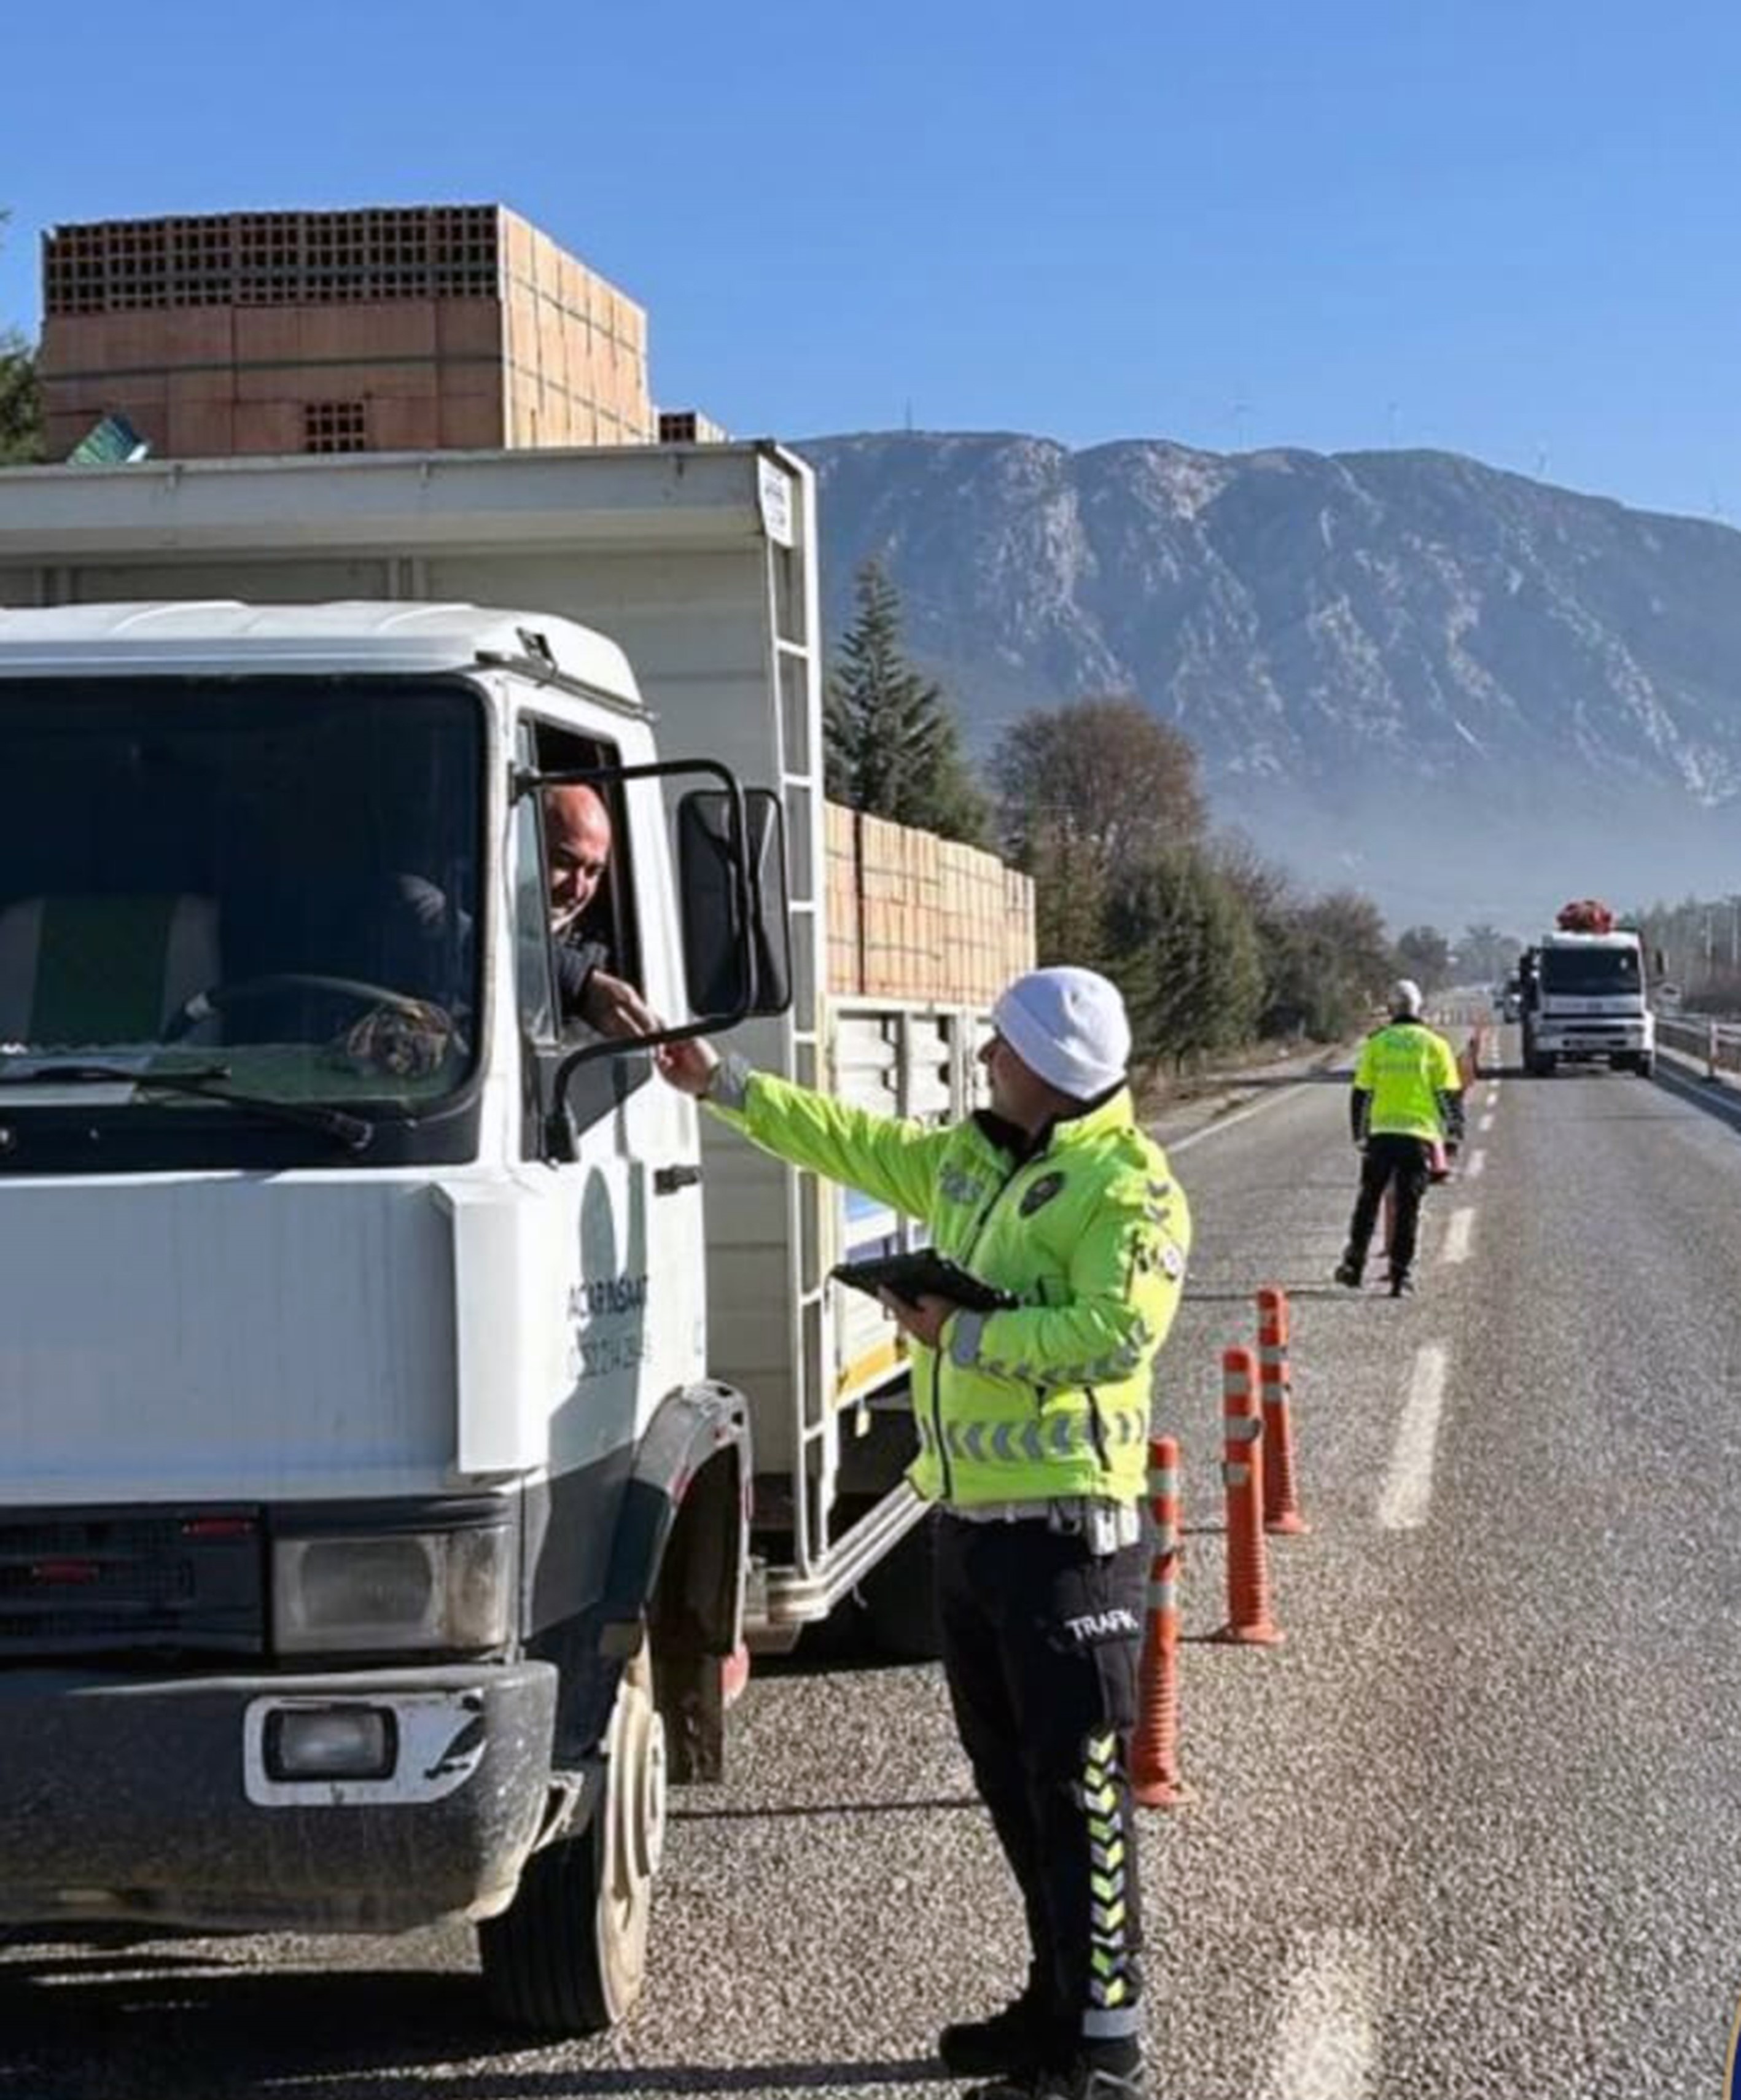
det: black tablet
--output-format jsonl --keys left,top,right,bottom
{"left": 832, "top": 1249, "right": 1018, "bottom": 1313}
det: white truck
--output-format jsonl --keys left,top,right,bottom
{"left": 1519, "top": 903, "right": 1656, "bottom": 1078}
{"left": 0, "top": 443, "right": 1015, "bottom": 2032}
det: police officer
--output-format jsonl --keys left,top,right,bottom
{"left": 656, "top": 966, "right": 1190, "bottom": 2100}
{"left": 1335, "top": 977, "right": 1465, "bottom": 1298}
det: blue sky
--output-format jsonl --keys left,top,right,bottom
{"left": 2, "top": 0, "right": 1736, "bottom": 522}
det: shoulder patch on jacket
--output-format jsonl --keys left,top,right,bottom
{"left": 938, "top": 1164, "right": 986, "bottom": 1208}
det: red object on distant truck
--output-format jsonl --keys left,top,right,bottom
{"left": 1556, "top": 898, "right": 1617, "bottom": 934}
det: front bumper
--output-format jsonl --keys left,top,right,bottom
{"left": 1538, "top": 1024, "right": 1650, "bottom": 1056}
{"left": 0, "top": 1660, "right": 557, "bottom": 1932}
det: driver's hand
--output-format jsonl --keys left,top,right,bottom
{"left": 582, "top": 969, "right": 658, "bottom": 1040}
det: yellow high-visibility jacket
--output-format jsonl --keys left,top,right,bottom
{"left": 1352, "top": 1021, "right": 1463, "bottom": 1143}
{"left": 707, "top": 1062, "right": 1190, "bottom": 1509}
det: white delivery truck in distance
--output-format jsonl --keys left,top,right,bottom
{"left": 0, "top": 445, "right": 1032, "bottom": 2033}
{"left": 1519, "top": 898, "right": 1656, "bottom": 1078}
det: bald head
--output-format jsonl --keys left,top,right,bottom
{"left": 545, "top": 784, "right": 613, "bottom": 935}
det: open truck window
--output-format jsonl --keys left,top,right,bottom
{"left": 515, "top": 715, "right": 650, "bottom": 1148}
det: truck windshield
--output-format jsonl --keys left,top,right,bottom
{"left": 1541, "top": 948, "right": 1640, "bottom": 997}
{"left": 0, "top": 675, "right": 483, "bottom": 1111}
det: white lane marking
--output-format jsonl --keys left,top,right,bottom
{"left": 1485, "top": 1089, "right": 1500, "bottom": 1108}
{"left": 1478, "top": 1112, "right": 1495, "bottom": 1133}
{"left": 1441, "top": 1207, "right": 1475, "bottom": 1264}
{"left": 1258, "top": 1929, "right": 1381, "bottom": 2100}
{"left": 1166, "top": 1082, "right": 1314, "bottom": 1154}
{"left": 1377, "top": 1345, "right": 1449, "bottom": 1532}
{"left": 1465, "top": 1149, "right": 1486, "bottom": 1178}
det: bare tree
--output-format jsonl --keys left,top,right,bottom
{"left": 992, "top": 696, "right": 1204, "bottom": 886}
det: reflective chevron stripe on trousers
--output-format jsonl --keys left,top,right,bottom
{"left": 936, "top": 1511, "right": 1147, "bottom": 2049}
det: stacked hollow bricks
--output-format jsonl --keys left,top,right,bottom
{"left": 37, "top": 205, "right": 654, "bottom": 461}
{"left": 823, "top": 803, "right": 1035, "bottom": 1005}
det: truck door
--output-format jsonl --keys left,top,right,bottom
{"left": 510, "top": 721, "right": 706, "bottom": 1501}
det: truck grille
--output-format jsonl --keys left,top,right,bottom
{"left": 0, "top": 1507, "right": 264, "bottom": 1658}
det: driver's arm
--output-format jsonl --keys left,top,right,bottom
{"left": 580, "top": 969, "right": 658, "bottom": 1038}
{"left": 555, "top": 939, "right": 655, "bottom": 1040}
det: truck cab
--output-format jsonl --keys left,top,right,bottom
{"left": 1521, "top": 928, "right": 1655, "bottom": 1077}
{"left": 0, "top": 601, "right": 787, "bottom": 2034}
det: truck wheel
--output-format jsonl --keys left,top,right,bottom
{"left": 1636, "top": 1054, "right": 1655, "bottom": 1078}
{"left": 1529, "top": 1054, "right": 1555, "bottom": 1078}
{"left": 478, "top": 1638, "right": 666, "bottom": 2036}
{"left": 857, "top": 1507, "right": 945, "bottom": 1662}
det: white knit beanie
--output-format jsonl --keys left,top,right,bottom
{"left": 992, "top": 967, "right": 1132, "bottom": 1100}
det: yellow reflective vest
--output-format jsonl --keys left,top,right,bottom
{"left": 1352, "top": 1021, "right": 1463, "bottom": 1141}
{"left": 707, "top": 1064, "right": 1190, "bottom": 1509}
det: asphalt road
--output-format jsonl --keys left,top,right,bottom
{"left": 7, "top": 1033, "right": 1741, "bottom": 2098}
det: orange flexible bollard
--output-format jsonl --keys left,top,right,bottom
{"left": 1256, "top": 1288, "right": 1308, "bottom": 1536}
{"left": 1131, "top": 1436, "right": 1192, "bottom": 1807}
{"left": 1212, "top": 1347, "right": 1283, "bottom": 1645}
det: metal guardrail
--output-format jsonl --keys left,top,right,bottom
{"left": 1657, "top": 1015, "right": 1741, "bottom": 1076}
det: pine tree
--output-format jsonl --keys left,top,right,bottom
{"left": 1105, "top": 847, "right": 1263, "bottom": 1067}
{"left": 824, "top": 559, "right": 986, "bottom": 842}
{"left": 0, "top": 212, "right": 42, "bottom": 466}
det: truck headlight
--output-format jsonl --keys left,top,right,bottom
{"left": 273, "top": 1526, "right": 513, "bottom": 1654}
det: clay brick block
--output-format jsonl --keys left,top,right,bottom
{"left": 350, "top": 360, "right": 435, "bottom": 400}
{"left": 502, "top": 209, "right": 535, "bottom": 284}
{"left": 158, "top": 308, "right": 235, "bottom": 365}
{"left": 166, "top": 364, "right": 236, "bottom": 405}
{"left": 368, "top": 395, "right": 443, "bottom": 450}
{"left": 438, "top": 392, "right": 504, "bottom": 450}
{"left": 434, "top": 368, "right": 497, "bottom": 422}
{"left": 436, "top": 297, "right": 502, "bottom": 358}
{"left": 302, "top": 300, "right": 438, "bottom": 363}
{"left": 165, "top": 399, "right": 236, "bottom": 459}
{"left": 235, "top": 309, "right": 302, "bottom": 364}
{"left": 233, "top": 399, "right": 305, "bottom": 456}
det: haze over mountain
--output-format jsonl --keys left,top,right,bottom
{"left": 797, "top": 432, "right": 1741, "bottom": 934}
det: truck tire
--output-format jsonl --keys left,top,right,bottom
{"left": 479, "top": 1638, "right": 666, "bottom": 2036}
{"left": 857, "top": 1506, "right": 945, "bottom": 1662}
{"left": 1529, "top": 1053, "right": 1556, "bottom": 1078}
{"left": 1636, "top": 1053, "right": 1655, "bottom": 1078}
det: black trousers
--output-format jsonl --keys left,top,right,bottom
{"left": 937, "top": 1512, "right": 1146, "bottom": 2053}
{"left": 1346, "top": 1134, "right": 1432, "bottom": 1277}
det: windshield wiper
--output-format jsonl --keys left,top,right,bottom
{"left": 0, "top": 1062, "right": 373, "bottom": 1152}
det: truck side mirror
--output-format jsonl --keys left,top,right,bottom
{"left": 677, "top": 787, "right": 793, "bottom": 1020}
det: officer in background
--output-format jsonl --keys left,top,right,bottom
{"left": 1335, "top": 976, "right": 1465, "bottom": 1299}
{"left": 656, "top": 966, "right": 1190, "bottom": 2100}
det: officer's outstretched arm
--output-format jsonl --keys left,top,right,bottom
{"left": 945, "top": 1167, "right": 1191, "bottom": 1388}
{"left": 707, "top": 1062, "right": 952, "bottom": 1226}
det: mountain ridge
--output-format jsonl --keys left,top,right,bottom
{"left": 796, "top": 430, "right": 1741, "bottom": 927}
